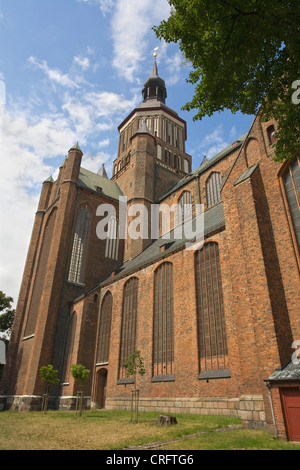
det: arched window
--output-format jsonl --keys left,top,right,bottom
{"left": 206, "top": 172, "right": 222, "bottom": 207}
{"left": 282, "top": 157, "right": 300, "bottom": 250}
{"left": 267, "top": 124, "right": 276, "bottom": 146}
{"left": 177, "top": 190, "right": 193, "bottom": 226}
{"left": 97, "top": 292, "right": 113, "bottom": 364}
{"left": 68, "top": 205, "right": 91, "bottom": 284}
{"left": 105, "top": 217, "right": 119, "bottom": 260}
{"left": 63, "top": 311, "right": 77, "bottom": 382}
{"left": 154, "top": 116, "right": 159, "bottom": 137}
{"left": 184, "top": 159, "right": 189, "bottom": 173}
{"left": 174, "top": 154, "right": 179, "bottom": 169}
{"left": 25, "top": 207, "right": 57, "bottom": 337}
{"left": 157, "top": 144, "right": 162, "bottom": 160}
{"left": 168, "top": 121, "right": 173, "bottom": 145}
{"left": 195, "top": 243, "right": 228, "bottom": 376}
{"left": 162, "top": 118, "right": 167, "bottom": 141}
{"left": 153, "top": 262, "right": 174, "bottom": 379}
{"left": 118, "top": 278, "right": 139, "bottom": 380}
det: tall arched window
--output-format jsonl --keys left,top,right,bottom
{"left": 68, "top": 205, "right": 91, "bottom": 284}
{"left": 63, "top": 311, "right": 77, "bottom": 382}
{"left": 282, "top": 156, "right": 300, "bottom": 250}
{"left": 206, "top": 172, "right": 222, "bottom": 207}
{"left": 195, "top": 243, "right": 228, "bottom": 377}
{"left": 118, "top": 277, "right": 139, "bottom": 380}
{"left": 97, "top": 292, "right": 113, "bottom": 364}
{"left": 177, "top": 190, "right": 193, "bottom": 226}
{"left": 25, "top": 207, "right": 57, "bottom": 337}
{"left": 105, "top": 217, "right": 119, "bottom": 260}
{"left": 153, "top": 262, "right": 174, "bottom": 380}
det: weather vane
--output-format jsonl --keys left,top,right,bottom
{"left": 153, "top": 47, "right": 158, "bottom": 58}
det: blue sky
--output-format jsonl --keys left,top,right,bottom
{"left": 0, "top": 0, "right": 254, "bottom": 304}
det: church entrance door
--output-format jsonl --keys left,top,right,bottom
{"left": 281, "top": 387, "right": 300, "bottom": 441}
{"left": 96, "top": 368, "right": 108, "bottom": 409}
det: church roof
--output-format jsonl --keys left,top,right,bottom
{"left": 267, "top": 361, "right": 300, "bottom": 383}
{"left": 142, "top": 57, "right": 167, "bottom": 104}
{"left": 100, "top": 201, "right": 225, "bottom": 287}
{"left": 97, "top": 163, "right": 108, "bottom": 179}
{"left": 192, "top": 133, "right": 248, "bottom": 176}
{"left": 158, "top": 133, "right": 247, "bottom": 202}
{"left": 75, "top": 201, "right": 225, "bottom": 302}
{"left": 78, "top": 167, "right": 123, "bottom": 201}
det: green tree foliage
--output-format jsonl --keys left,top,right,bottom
{"left": 39, "top": 364, "right": 60, "bottom": 412}
{"left": 39, "top": 364, "right": 60, "bottom": 388}
{"left": 123, "top": 351, "right": 145, "bottom": 423}
{"left": 0, "top": 291, "right": 15, "bottom": 339}
{"left": 123, "top": 350, "right": 146, "bottom": 378}
{"left": 70, "top": 364, "right": 90, "bottom": 417}
{"left": 154, "top": 0, "right": 300, "bottom": 161}
{"left": 70, "top": 364, "right": 90, "bottom": 390}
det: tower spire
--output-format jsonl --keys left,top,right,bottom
{"left": 151, "top": 47, "right": 159, "bottom": 77}
{"left": 141, "top": 50, "right": 167, "bottom": 104}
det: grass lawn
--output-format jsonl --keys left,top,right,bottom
{"left": 0, "top": 409, "right": 299, "bottom": 450}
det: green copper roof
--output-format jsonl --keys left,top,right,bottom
{"left": 78, "top": 167, "right": 124, "bottom": 201}
{"left": 69, "top": 141, "right": 82, "bottom": 152}
{"left": 44, "top": 175, "right": 54, "bottom": 183}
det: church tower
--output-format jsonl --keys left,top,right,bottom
{"left": 0, "top": 144, "right": 124, "bottom": 409}
{"left": 112, "top": 55, "right": 192, "bottom": 260}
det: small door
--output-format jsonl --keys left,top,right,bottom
{"left": 281, "top": 387, "right": 300, "bottom": 441}
{"left": 96, "top": 369, "right": 108, "bottom": 409}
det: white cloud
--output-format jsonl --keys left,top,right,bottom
{"left": 62, "top": 90, "right": 139, "bottom": 142}
{"left": 98, "top": 138, "right": 110, "bottom": 147}
{"left": 82, "top": 150, "right": 112, "bottom": 174}
{"left": 165, "top": 51, "right": 184, "bottom": 85}
{"left": 229, "top": 125, "right": 237, "bottom": 139}
{"left": 197, "top": 125, "right": 230, "bottom": 160}
{"left": 28, "top": 56, "right": 81, "bottom": 89}
{"left": 110, "top": 0, "right": 171, "bottom": 82}
{"left": 76, "top": 0, "right": 115, "bottom": 16}
{"left": 73, "top": 55, "right": 90, "bottom": 71}
{"left": 0, "top": 106, "right": 59, "bottom": 304}
{"left": 0, "top": 79, "right": 5, "bottom": 105}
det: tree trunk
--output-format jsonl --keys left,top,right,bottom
{"left": 157, "top": 415, "right": 178, "bottom": 426}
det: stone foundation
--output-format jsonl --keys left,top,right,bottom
{"left": 105, "top": 394, "right": 267, "bottom": 428}
{"left": 0, "top": 395, "right": 91, "bottom": 412}
{"left": 0, "top": 393, "right": 267, "bottom": 429}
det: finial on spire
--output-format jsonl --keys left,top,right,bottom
{"left": 153, "top": 46, "right": 158, "bottom": 58}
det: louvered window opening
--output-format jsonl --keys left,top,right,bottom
{"left": 206, "top": 172, "right": 222, "bottom": 207}
{"left": 97, "top": 292, "right": 113, "bottom": 364}
{"left": 195, "top": 243, "right": 228, "bottom": 372}
{"left": 118, "top": 278, "right": 139, "bottom": 379}
{"left": 153, "top": 262, "right": 174, "bottom": 377}
{"left": 68, "top": 205, "right": 91, "bottom": 284}
{"left": 105, "top": 217, "right": 119, "bottom": 260}
{"left": 283, "top": 157, "right": 300, "bottom": 251}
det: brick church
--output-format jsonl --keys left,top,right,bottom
{"left": 1, "top": 58, "right": 300, "bottom": 441}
